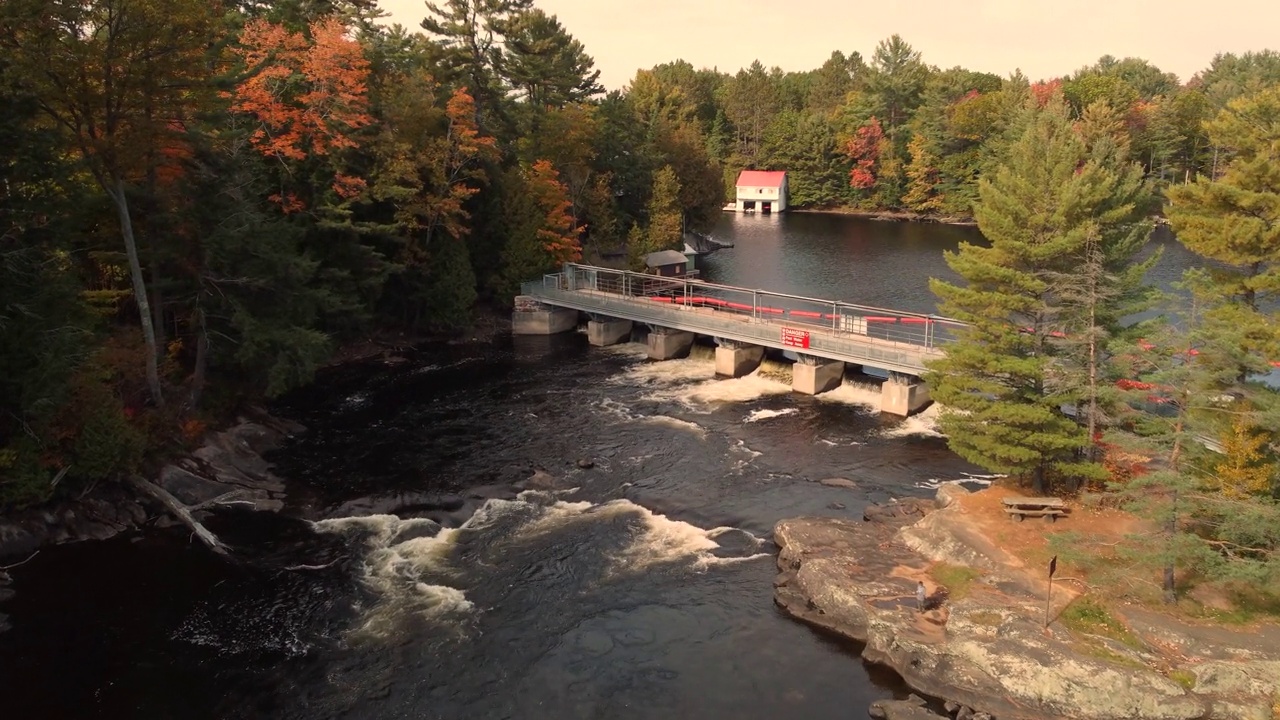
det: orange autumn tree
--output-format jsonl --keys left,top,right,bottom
{"left": 494, "top": 160, "right": 584, "bottom": 299}
{"left": 527, "top": 160, "right": 584, "bottom": 265}
{"left": 229, "top": 16, "right": 372, "bottom": 211}
{"left": 370, "top": 73, "right": 498, "bottom": 262}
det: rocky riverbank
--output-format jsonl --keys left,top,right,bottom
{"left": 0, "top": 412, "right": 306, "bottom": 629}
{"left": 773, "top": 485, "right": 1280, "bottom": 720}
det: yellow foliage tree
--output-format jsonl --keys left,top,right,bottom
{"left": 1213, "top": 412, "right": 1274, "bottom": 499}
{"left": 903, "top": 133, "right": 944, "bottom": 212}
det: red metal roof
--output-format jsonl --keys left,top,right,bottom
{"left": 735, "top": 170, "right": 787, "bottom": 188}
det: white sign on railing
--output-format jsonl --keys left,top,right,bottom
{"left": 840, "top": 315, "right": 868, "bottom": 335}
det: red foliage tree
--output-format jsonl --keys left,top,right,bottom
{"left": 1030, "top": 79, "right": 1063, "bottom": 107}
{"left": 846, "top": 117, "right": 884, "bottom": 189}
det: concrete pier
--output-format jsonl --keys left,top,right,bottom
{"left": 881, "top": 374, "right": 931, "bottom": 416}
{"left": 793, "top": 357, "right": 845, "bottom": 395}
{"left": 512, "top": 296, "right": 578, "bottom": 335}
{"left": 587, "top": 318, "right": 633, "bottom": 347}
{"left": 646, "top": 328, "right": 695, "bottom": 360}
{"left": 714, "top": 341, "right": 764, "bottom": 378}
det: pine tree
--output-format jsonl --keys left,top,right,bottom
{"left": 1166, "top": 88, "right": 1280, "bottom": 381}
{"left": 1108, "top": 292, "right": 1280, "bottom": 601}
{"left": 626, "top": 165, "right": 682, "bottom": 271}
{"left": 925, "top": 94, "right": 1150, "bottom": 493}
{"left": 499, "top": 9, "right": 602, "bottom": 108}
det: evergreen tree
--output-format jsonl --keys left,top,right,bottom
{"left": 1109, "top": 289, "right": 1280, "bottom": 600}
{"left": 1166, "top": 88, "right": 1280, "bottom": 380}
{"left": 626, "top": 166, "right": 682, "bottom": 270}
{"left": 760, "top": 110, "right": 849, "bottom": 208}
{"left": 420, "top": 0, "right": 531, "bottom": 131}
{"left": 493, "top": 160, "right": 583, "bottom": 300}
{"left": 499, "top": 9, "right": 602, "bottom": 108}
{"left": 925, "top": 95, "right": 1150, "bottom": 493}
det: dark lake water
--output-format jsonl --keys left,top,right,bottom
{"left": 0, "top": 212, "right": 1205, "bottom": 719}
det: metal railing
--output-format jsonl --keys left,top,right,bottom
{"left": 522, "top": 263, "right": 967, "bottom": 351}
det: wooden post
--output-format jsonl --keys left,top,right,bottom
{"left": 1045, "top": 555, "right": 1058, "bottom": 627}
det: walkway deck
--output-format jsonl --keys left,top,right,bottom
{"left": 521, "top": 264, "right": 963, "bottom": 376}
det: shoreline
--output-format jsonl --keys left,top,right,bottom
{"left": 773, "top": 485, "right": 1280, "bottom": 720}
{"left": 784, "top": 207, "right": 978, "bottom": 227}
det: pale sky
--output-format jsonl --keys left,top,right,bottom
{"left": 378, "top": 0, "right": 1278, "bottom": 90}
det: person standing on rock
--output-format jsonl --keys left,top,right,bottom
{"left": 916, "top": 581, "right": 926, "bottom": 613}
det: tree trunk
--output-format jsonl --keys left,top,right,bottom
{"left": 189, "top": 304, "right": 209, "bottom": 409}
{"left": 1164, "top": 488, "right": 1178, "bottom": 603}
{"left": 127, "top": 475, "right": 228, "bottom": 555}
{"left": 1086, "top": 298, "right": 1099, "bottom": 466}
{"left": 109, "top": 176, "right": 165, "bottom": 407}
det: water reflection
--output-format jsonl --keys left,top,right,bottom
{"left": 701, "top": 212, "right": 1205, "bottom": 312}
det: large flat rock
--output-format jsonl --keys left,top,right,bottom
{"left": 771, "top": 488, "right": 1259, "bottom": 720}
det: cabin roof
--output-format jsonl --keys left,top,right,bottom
{"left": 735, "top": 170, "right": 787, "bottom": 188}
{"left": 645, "top": 249, "right": 688, "bottom": 267}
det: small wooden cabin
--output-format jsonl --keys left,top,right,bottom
{"left": 644, "top": 249, "right": 690, "bottom": 277}
{"left": 734, "top": 170, "right": 788, "bottom": 213}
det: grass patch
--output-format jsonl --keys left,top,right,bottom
{"left": 965, "top": 610, "right": 1005, "bottom": 627}
{"left": 1079, "top": 642, "right": 1147, "bottom": 670}
{"left": 1179, "top": 599, "right": 1259, "bottom": 626}
{"left": 1167, "top": 669, "right": 1196, "bottom": 690}
{"left": 1171, "top": 580, "right": 1280, "bottom": 625}
{"left": 930, "top": 563, "right": 983, "bottom": 600}
{"left": 1059, "top": 596, "right": 1144, "bottom": 650}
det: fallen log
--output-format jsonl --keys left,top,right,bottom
{"left": 127, "top": 475, "right": 230, "bottom": 556}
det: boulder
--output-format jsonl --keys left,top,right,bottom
{"left": 158, "top": 465, "right": 231, "bottom": 506}
{"left": 868, "top": 696, "right": 948, "bottom": 720}
{"left": 936, "top": 482, "right": 970, "bottom": 508}
{"left": 527, "top": 470, "right": 557, "bottom": 490}
{"left": 0, "top": 522, "right": 43, "bottom": 559}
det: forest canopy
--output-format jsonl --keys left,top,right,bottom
{"left": 3, "top": 0, "right": 1280, "bottom": 528}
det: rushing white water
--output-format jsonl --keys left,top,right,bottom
{"left": 615, "top": 358, "right": 794, "bottom": 411}
{"left": 599, "top": 397, "right": 708, "bottom": 437}
{"left": 914, "top": 472, "right": 1005, "bottom": 490}
{"left": 881, "top": 403, "right": 945, "bottom": 439}
{"left": 314, "top": 494, "right": 768, "bottom": 637}
{"left": 743, "top": 408, "right": 799, "bottom": 423}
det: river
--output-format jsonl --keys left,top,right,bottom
{"left": 0, "top": 212, "right": 1202, "bottom": 719}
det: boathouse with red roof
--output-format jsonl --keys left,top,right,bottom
{"left": 734, "top": 170, "right": 788, "bottom": 213}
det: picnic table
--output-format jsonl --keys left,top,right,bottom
{"left": 1002, "top": 496, "right": 1069, "bottom": 523}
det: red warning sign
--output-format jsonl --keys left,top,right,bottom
{"left": 781, "top": 327, "right": 810, "bottom": 349}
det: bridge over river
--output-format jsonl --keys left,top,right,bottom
{"left": 517, "top": 263, "right": 967, "bottom": 415}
